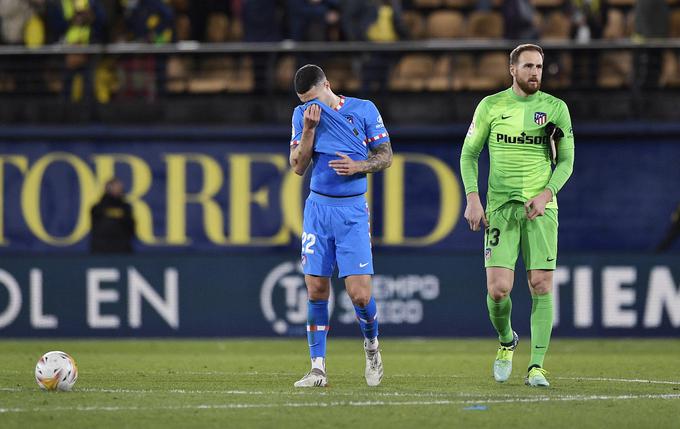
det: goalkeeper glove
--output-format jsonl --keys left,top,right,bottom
{"left": 544, "top": 122, "right": 564, "bottom": 165}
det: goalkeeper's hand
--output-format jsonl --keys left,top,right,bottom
{"left": 544, "top": 122, "right": 564, "bottom": 165}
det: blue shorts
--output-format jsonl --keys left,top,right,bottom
{"left": 301, "top": 192, "right": 373, "bottom": 278}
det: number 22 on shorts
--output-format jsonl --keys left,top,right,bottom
{"left": 301, "top": 232, "right": 316, "bottom": 254}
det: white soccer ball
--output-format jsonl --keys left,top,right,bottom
{"left": 35, "top": 351, "right": 78, "bottom": 391}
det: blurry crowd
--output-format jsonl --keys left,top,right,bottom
{"left": 0, "top": 0, "right": 673, "bottom": 47}
{"left": 0, "top": 0, "right": 676, "bottom": 101}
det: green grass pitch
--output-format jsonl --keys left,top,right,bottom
{"left": 1, "top": 339, "right": 679, "bottom": 428}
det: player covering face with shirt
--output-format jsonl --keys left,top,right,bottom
{"left": 460, "top": 44, "right": 575, "bottom": 387}
{"left": 289, "top": 64, "right": 393, "bottom": 387}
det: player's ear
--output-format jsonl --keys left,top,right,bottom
{"left": 509, "top": 63, "right": 516, "bottom": 78}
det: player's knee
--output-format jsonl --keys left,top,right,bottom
{"left": 487, "top": 282, "right": 511, "bottom": 301}
{"left": 347, "top": 290, "right": 371, "bottom": 307}
{"left": 308, "top": 288, "right": 330, "bottom": 300}
{"left": 528, "top": 273, "right": 553, "bottom": 295}
{"left": 529, "top": 280, "right": 552, "bottom": 295}
{"left": 306, "top": 278, "right": 330, "bottom": 300}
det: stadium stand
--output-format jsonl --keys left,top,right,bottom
{"left": 425, "top": 10, "right": 466, "bottom": 38}
{"left": 0, "top": 0, "right": 677, "bottom": 122}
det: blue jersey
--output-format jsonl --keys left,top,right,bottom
{"left": 290, "top": 96, "right": 390, "bottom": 197}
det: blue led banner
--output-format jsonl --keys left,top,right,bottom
{"left": 0, "top": 133, "right": 679, "bottom": 252}
{"left": 0, "top": 254, "right": 678, "bottom": 337}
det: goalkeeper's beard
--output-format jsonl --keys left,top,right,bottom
{"left": 517, "top": 77, "right": 541, "bottom": 95}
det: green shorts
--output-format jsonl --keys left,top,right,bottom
{"left": 484, "top": 201, "right": 558, "bottom": 271}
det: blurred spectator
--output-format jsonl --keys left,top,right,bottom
{"left": 632, "top": 0, "right": 669, "bottom": 88}
{"left": 633, "top": 0, "right": 669, "bottom": 40}
{"left": 366, "top": 0, "right": 408, "bottom": 42}
{"left": 46, "top": 0, "right": 106, "bottom": 44}
{"left": 188, "top": 0, "right": 235, "bottom": 42}
{"left": 362, "top": 0, "right": 408, "bottom": 93}
{"left": 0, "top": 0, "right": 46, "bottom": 93}
{"left": 339, "top": 0, "right": 374, "bottom": 41}
{"left": 0, "top": 0, "right": 33, "bottom": 44}
{"left": 569, "top": 0, "right": 608, "bottom": 88}
{"left": 118, "top": 0, "right": 174, "bottom": 101}
{"left": 123, "top": 0, "right": 173, "bottom": 43}
{"left": 570, "top": 0, "right": 607, "bottom": 42}
{"left": 476, "top": 0, "right": 493, "bottom": 12}
{"left": 502, "top": 0, "right": 539, "bottom": 40}
{"left": 243, "top": 0, "right": 283, "bottom": 42}
{"left": 90, "top": 178, "right": 136, "bottom": 254}
{"left": 286, "top": 0, "right": 340, "bottom": 41}
{"left": 656, "top": 203, "right": 680, "bottom": 252}
{"left": 242, "top": 0, "right": 285, "bottom": 93}
{"left": 165, "top": 12, "right": 193, "bottom": 92}
{"left": 340, "top": 0, "right": 407, "bottom": 42}
{"left": 45, "top": 0, "right": 107, "bottom": 102}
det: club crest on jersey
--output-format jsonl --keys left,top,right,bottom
{"left": 534, "top": 112, "right": 547, "bottom": 125}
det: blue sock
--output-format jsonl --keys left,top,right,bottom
{"left": 354, "top": 297, "right": 379, "bottom": 340}
{"left": 307, "top": 300, "right": 329, "bottom": 360}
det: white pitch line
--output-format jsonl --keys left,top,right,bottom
{"left": 0, "top": 387, "right": 513, "bottom": 399}
{"left": 3, "top": 374, "right": 680, "bottom": 396}
{"left": 1, "top": 394, "right": 679, "bottom": 414}
{"left": 555, "top": 377, "right": 680, "bottom": 385}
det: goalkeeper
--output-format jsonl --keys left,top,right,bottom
{"left": 459, "top": 44, "right": 575, "bottom": 387}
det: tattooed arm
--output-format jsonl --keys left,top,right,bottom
{"left": 328, "top": 141, "right": 393, "bottom": 176}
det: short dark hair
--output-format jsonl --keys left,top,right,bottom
{"left": 294, "top": 64, "right": 326, "bottom": 94}
{"left": 509, "top": 44, "right": 544, "bottom": 65}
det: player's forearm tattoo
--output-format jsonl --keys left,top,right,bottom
{"left": 359, "top": 142, "right": 393, "bottom": 173}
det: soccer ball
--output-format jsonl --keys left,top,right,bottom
{"left": 35, "top": 351, "right": 78, "bottom": 391}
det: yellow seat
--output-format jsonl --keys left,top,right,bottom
{"left": 413, "top": 0, "right": 443, "bottom": 8}
{"left": 603, "top": 9, "right": 626, "bottom": 39}
{"left": 468, "top": 52, "right": 510, "bottom": 90}
{"left": 660, "top": 50, "right": 680, "bottom": 87}
{"left": 597, "top": 51, "right": 632, "bottom": 88}
{"left": 670, "top": 10, "right": 680, "bottom": 38}
{"left": 389, "top": 54, "right": 436, "bottom": 91}
{"left": 426, "top": 10, "right": 466, "bottom": 39}
{"left": 443, "top": 0, "right": 472, "bottom": 8}
{"left": 540, "top": 11, "right": 571, "bottom": 40}
{"left": 467, "top": 11, "right": 503, "bottom": 39}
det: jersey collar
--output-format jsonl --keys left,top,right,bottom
{"left": 508, "top": 87, "right": 540, "bottom": 102}
{"left": 333, "top": 95, "right": 346, "bottom": 111}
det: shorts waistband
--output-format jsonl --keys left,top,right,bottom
{"left": 308, "top": 191, "right": 366, "bottom": 206}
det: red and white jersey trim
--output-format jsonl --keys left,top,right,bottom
{"left": 290, "top": 140, "right": 300, "bottom": 147}
{"left": 333, "top": 96, "right": 346, "bottom": 111}
{"left": 365, "top": 133, "right": 389, "bottom": 144}
{"left": 307, "top": 325, "right": 330, "bottom": 332}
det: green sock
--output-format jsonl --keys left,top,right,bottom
{"left": 486, "top": 294, "right": 514, "bottom": 344}
{"left": 529, "top": 293, "right": 554, "bottom": 369}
